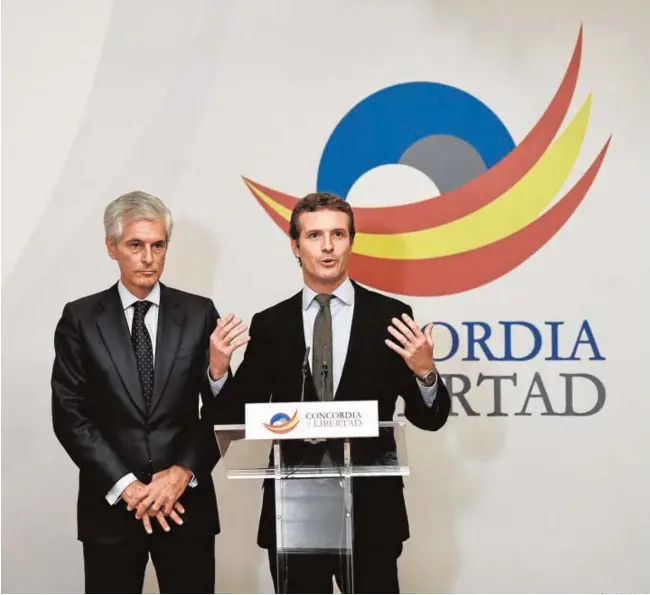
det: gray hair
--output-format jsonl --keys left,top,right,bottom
{"left": 104, "top": 190, "right": 173, "bottom": 244}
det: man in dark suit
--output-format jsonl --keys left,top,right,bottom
{"left": 210, "top": 192, "right": 451, "bottom": 593}
{"left": 51, "top": 190, "right": 248, "bottom": 594}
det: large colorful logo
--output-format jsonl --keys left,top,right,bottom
{"left": 243, "top": 27, "right": 610, "bottom": 296}
{"left": 263, "top": 411, "right": 300, "bottom": 434}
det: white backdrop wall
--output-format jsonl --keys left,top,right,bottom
{"left": 2, "top": 1, "right": 649, "bottom": 593}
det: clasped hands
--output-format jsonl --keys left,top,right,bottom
{"left": 121, "top": 465, "right": 192, "bottom": 534}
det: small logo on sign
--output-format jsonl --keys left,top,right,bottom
{"left": 263, "top": 411, "right": 300, "bottom": 434}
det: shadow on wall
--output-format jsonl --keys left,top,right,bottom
{"left": 161, "top": 219, "right": 221, "bottom": 299}
{"left": 398, "top": 368, "right": 508, "bottom": 593}
{"left": 142, "top": 219, "right": 269, "bottom": 593}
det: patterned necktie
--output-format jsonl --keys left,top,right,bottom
{"left": 131, "top": 300, "right": 154, "bottom": 408}
{"left": 312, "top": 294, "right": 334, "bottom": 401}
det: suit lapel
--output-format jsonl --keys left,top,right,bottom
{"left": 284, "top": 292, "right": 319, "bottom": 402}
{"left": 150, "top": 284, "right": 185, "bottom": 416}
{"left": 96, "top": 285, "right": 146, "bottom": 415}
{"left": 335, "top": 281, "right": 380, "bottom": 400}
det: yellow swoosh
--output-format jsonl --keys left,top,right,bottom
{"left": 250, "top": 94, "right": 593, "bottom": 260}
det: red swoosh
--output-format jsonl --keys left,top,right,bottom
{"left": 244, "top": 26, "right": 584, "bottom": 234}
{"left": 348, "top": 138, "right": 611, "bottom": 296}
{"left": 265, "top": 422, "right": 299, "bottom": 434}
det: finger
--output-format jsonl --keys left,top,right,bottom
{"left": 126, "top": 489, "right": 149, "bottom": 512}
{"left": 135, "top": 497, "right": 153, "bottom": 519}
{"left": 387, "top": 325, "right": 409, "bottom": 346}
{"left": 223, "top": 322, "right": 248, "bottom": 344}
{"left": 227, "top": 335, "right": 251, "bottom": 353}
{"left": 401, "top": 313, "right": 423, "bottom": 336}
{"left": 135, "top": 494, "right": 156, "bottom": 519}
{"left": 218, "top": 316, "right": 239, "bottom": 335}
{"left": 392, "top": 317, "right": 416, "bottom": 341}
{"left": 217, "top": 316, "right": 242, "bottom": 339}
{"left": 213, "top": 315, "right": 233, "bottom": 336}
{"left": 174, "top": 501, "right": 185, "bottom": 515}
{"left": 385, "top": 339, "right": 409, "bottom": 358}
{"left": 169, "top": 510, "right": 184, "bottom": 526}
{"left": 161, "top": 497, "right": 178, "bottom": 515}
{"left": 149, "top": 494, "right": 168, "bottom": 516}
{"left": 156, "top": 512, "right": 171, "bottom": 533}
{"left": 216, "top": 314, "right": 234, "bottom": 328}
{"left": 142, "top": 515, "right": 153, "bottom": 535}
{"left": 423, "top": 322, "right": 434, "bottom": 344}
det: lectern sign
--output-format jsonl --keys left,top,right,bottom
{"left": 245, "top": 400, "right": 380, "bottom": 440}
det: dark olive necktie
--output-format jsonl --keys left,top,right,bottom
{"left": 312, "top": 294, "right": 334, "bottom": 401}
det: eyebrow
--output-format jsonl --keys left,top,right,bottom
{"left": 124, "top": 237, "right": 167, "bottom": 244}
{"left": 304, "top": 228, "right": 348, "bottom": 234}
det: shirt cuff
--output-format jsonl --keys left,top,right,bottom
{"left": 207, "top": 367, "right": 228, "bottom": 397}
{"left": 105, "top": 473, "right": 137, "bottom": 505}
{"left": 189, "top": 473, "right": 198, "bottom": 488}
{"left": 416, "top": 373, "right": 439, "bottom": 408}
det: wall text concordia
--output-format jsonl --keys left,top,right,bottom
{"left": 434, "top": 320, "right": 605, "bottom": 417}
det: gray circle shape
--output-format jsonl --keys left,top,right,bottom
{"left": 399, "top": 134, "right": 488, "bottom": 193}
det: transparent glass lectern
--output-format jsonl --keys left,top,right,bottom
{"left": 214, "top": 415, "right": 409, "bottom": 594}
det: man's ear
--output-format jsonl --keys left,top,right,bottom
{"left": 105, "top": 236, "right": 117, "bottom": 260}
{"left": 291, "top": 238, "right": 302, "bottom": 267}
{"left": 291, "top": 238, "right": 300, "bottom": 259}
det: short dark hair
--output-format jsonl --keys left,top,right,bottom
{"left": 289, "top": 192, "right": 356, "bottom": 241}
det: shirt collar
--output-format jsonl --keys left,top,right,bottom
{"left": 117, "top": 280, "right": 161, "bottom": 311}
{"left": 302, "top": 277, "right": 355, "bottom": 310}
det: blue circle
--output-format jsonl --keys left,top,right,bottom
{"left": 270, "top": 413, "right": 290, "bottom": 426}
{"left": 316, "top": 82, "right": 516, "bottom": 199}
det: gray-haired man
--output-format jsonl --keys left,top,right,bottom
{"left": 51, "top": 191, "right": 247, "bottom": 593}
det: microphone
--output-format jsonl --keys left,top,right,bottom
{"left": 321, "top": 361, "right": 329, "bottom": 401}
{"left": 300, "top": 346, "right": 311, "bottom": 402}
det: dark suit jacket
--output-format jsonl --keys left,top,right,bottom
{"left": 214, "top": 280, "right": 451, "bottom": 548}
{"left": 51, "top": 282, "right": 226, "bottom": 544}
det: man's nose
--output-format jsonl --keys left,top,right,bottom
{"left": 322, "top": 236, "right": 333, "bottom": 251}
{"left": 142, "top": 246, "right": 154, "bottom": 264}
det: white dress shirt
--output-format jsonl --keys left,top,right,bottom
{"left": 301, "top": 278, "right": 438, "bottom": 404}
